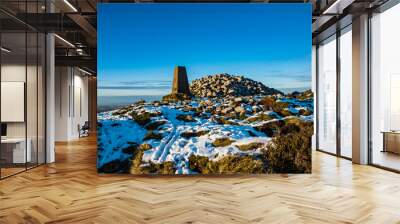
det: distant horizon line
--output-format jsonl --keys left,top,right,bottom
{"left": 98, "top": 87, "right": 312, "bottom": 96}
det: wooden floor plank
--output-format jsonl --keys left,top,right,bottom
{"left": 0, "top": 135, "right": 399, "bottom": 224}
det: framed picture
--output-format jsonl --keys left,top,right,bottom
{"left": 97, "top": 3, "right": 313, "bottom": 175}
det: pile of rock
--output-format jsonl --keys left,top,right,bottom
{"left": 190, "top": 73, "right": 283, "bottom": 98}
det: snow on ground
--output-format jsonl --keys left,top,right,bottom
{"left": 97, "top": 96, "right": 313, "bottom": 174}
{"left": 97, "top": 117, "right": 147, "bottom": 168}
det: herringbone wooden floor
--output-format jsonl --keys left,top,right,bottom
{"left": 1, "top": 136, "right": 400, "bottom": 224}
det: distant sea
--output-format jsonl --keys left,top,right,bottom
{"left": 98, "top": 95, "right": 163, "bottom": 112}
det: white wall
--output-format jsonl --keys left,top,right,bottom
{"left": 312, "top": 45, "right": 317, "bottom": 150}
{"left": 55, "top": 67, "right": 89, "bottom": 141}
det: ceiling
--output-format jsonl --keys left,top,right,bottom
{"left": 0, "top": 0, "right": 391, "bottom": 75}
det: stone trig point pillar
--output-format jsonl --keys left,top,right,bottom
{"left": 172, "top": 66, "right": 191, "bottom": 95}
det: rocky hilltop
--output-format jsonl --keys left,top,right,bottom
{"left": 190, "top": 73, "right": 283, "bottom": 98}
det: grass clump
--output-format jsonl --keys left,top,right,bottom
{"left": 181, "top": 130, "right": 210, "bottom": 138}
{"left": 263, "top": 125, "right": 312, "bottom": 173}
{"left": 140, "top": 161, "right": 176, "bottom": 175}
{"left": 212, "top": 137, "right": 235, "bottom": 147}
{"left": 236, "top": 142, "right": 264, "bottom": 151}
{"left": 254, "top": 120, "right": 285, "bottom": 137}
{"left": 279, "top": 123, "right": 301, "bottom": 135}
{"left": 130, "top": 143, "right": 175, "bottom": 174}
{"left": 188, "top": 155, "right": 265, "bottom": 174}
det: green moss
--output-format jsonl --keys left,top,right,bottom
{"left": 181, "top": 130, "right": 210, "bottom": 138}
{"left": 130, "top": 143, "right": 175, "bottom": 174}
{"left": 140, "top": 161, "right": 176, "bottom": 175}
{"left": 212, "top": 137, "right": 235, "bottom": 147}
{"left": 188, "top": 154, "right": 210, "bottom": 173}
{"left": 236, "top": 142, "right": 264, "bottom": 151}
{"left": 188, "top": 154, "right": 265, "bottom": 174}
{"left": 143, "top": 131, "right": 163, "bottom": 141}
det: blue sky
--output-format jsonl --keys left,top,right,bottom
{"left": 98, "top": 3, "right": 311, "bottom": 96}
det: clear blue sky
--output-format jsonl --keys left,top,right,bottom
{"left": 98, "top": 3, "right": 311, "bottom": 96}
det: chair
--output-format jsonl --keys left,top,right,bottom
{"left": 79, "top": 121, "right": 90, "bottom": 138}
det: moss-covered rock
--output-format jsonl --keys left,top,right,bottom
{"left": 144, "top": 120, "right": 166, "bottom": 130}
{"left": 140, "top": 161, "right": 176, "bottom": 175}
{"left": 259, "top": 96, "right": 276, "bottom": 110}
{"left": 139, "top": 143, "right": 152, "bottom": 151}
{"left": 131, "top": 112, "right": 153, "bottom": 126}
{"left": 98, "top": 159, "right": 131, "bottom": 174}
{"left": 181, "top": 130, "right": 210, "bottom": 138}
{"left": 278, "top": 109, "right": 292, "bottom": 117}
{"left": 131, "top": 143, "right": 175, "bottom": 174}
{"left": 254, "top": 120, "right": 285, "bottom": 137}
{"left": 272, "top": 101, "right": 289, "bottom": 111}
{"left": 162, "top": 93, "right": 192, "bottom": 102}
{"left": 298, "top": 108, "right": 313, "bottom": 116}
{"left": 188, "top": 155, "right": 209, "bottom": 171}
{"left": 236, "top": 142, "right": 264, "bottom": 151}
{"left": 188, "top": 154, "right": 265, "bottom": 174}
{"left": 121, "top": 143, "right": 139, "bottom": 155}
{"left": 143, "top": 131, "right": 163, "bottom": 141}
{"left": 112, "top": 108, "right": 130, "bottom": 116}
{"left": 246, "top": 113, "right": 273, "bottom": 123}
{"left": 212, "top": 137, "right": 235, "bottom": 147}
{"left": 176, "top": 114, "right": 196, "bottom": 122}
{"left": 212, "top": 116, "right": 238, "bottom": 126}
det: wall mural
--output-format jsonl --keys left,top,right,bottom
{"left": 97, "top": 3, "right": 313, "bottom": 174}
